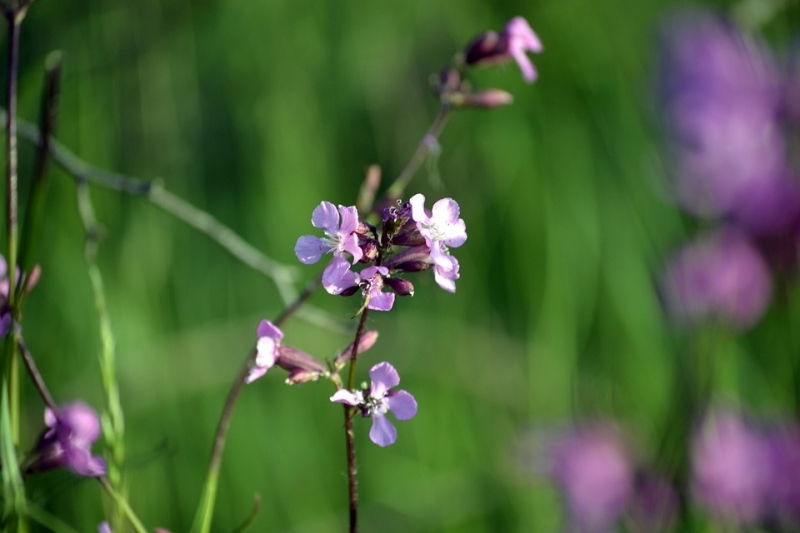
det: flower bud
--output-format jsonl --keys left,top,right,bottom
{"left": 392, "top": 229, "right": 426, "bottom": 247}
{"left": 384, "top": 277, "right": 414, "bottom": 297}
{"left": 463, "top": 31, "right": 506, "bottom": 66}
{"left": 359, "top": 238, "right": 379, "bottom": 263}
{"left": 334, "top": 330, "right": 379, "bottom": 367}
{"left": 392, "top": 261, "right": 431, "bottom": 273}
{"left": 436, "top": 67, "right": 463, "bottom": 94}
{"left": 276, "top": 346, "right": 327, "bottom": 374}
{"left": 457, "top": 89, "right": 514, "bottom": 109}
{"left": 384, "top": 245, "right": 431, "bottom": 269}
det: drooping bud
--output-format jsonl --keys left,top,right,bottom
{"left": 463, "top": 31, "right": 506, "bottom": 66}
{"left": 384, "top": 245, "right": 432, "bottom": 271}
{"left": 384, "top": 277, "right": 415, "bottom": 297}
{"left": 285, "top": 369, "right": 323, "bottom": 385}
{"left": 276, "top": 346, "right": 327, "bottom": 375}
{"left": 333, "top": 330, "right": 379, "bottom": 368}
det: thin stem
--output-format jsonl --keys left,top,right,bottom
{"left": 17, "top": 338, "right": 55, "bottom": 412}
{"left": 191, "top": 279, "right": 322, "bottom": 533}
{"left": 99, "top": 476, "right": 147, "bottom": 533}
{"left": 385, "top": 105, "right": 451, "bottom": 203}
{"left": 4, "top": 7, "right": 21, "bottom": 309}
{"left": 342, "top": 308, "right": 370, "bottom": 533}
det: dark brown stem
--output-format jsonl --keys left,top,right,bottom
{"left": 342, "top": 308, "right": 370, "bottom": 533}
{"left": 3, "top": 6, "right": 22, "bottom": 308}
{"left": 17, "top": 337, "right": 56, "bottom": 412}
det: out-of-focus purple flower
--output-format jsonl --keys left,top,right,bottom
{"left": 330, "top": 362, "right": 417, "bottom": 447}
{"left": 625, "top": 474, "right": 678, "bottom": 533}
{"left": 503, "top": 17, "right": 543, "bottom": 83}
{"left": 98, "top": 523, "right": 112, "bottom": 533}
{"left": 245, "top": 320, "right": 284, "bottom": 384}
{"left": 358, "top": 266, "right": 395, "bottom": 312}
{"left": 766, "top": 425, "right": 800, "bottom": 525}
{"left": 660, "top": 228, "right": 772, "bottom": 330}
{"left": 692, "top": 410, "right": 771, "bottom": 525}
{"left": 657, "top": 10, "right": 791, "bottom": 225}
{"left": 295, "top": 202, "right": 363, "bottom": 295}
{"left": 543, "top": 425, "right": 634, "bottom": 533}
{"left": 27, "top": 402, "right": 106, "bottom": 477}
{"left": 464, "top": 17, "right": 543, "bottom": 83}
{"left": 409, "top": 194, "right": 466, "bottom": 293}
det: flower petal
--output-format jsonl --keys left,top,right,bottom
{"left": 387, "top": 390, "right": 418, "bottom": 421}
{"left": 256, "top": 319, "right": 284, "bottom": 342}
{"left": 367, "top": 291, "right": 395, "bottom": 312}
{"left": 431, "top": 198, "right": 461, "bottom": 225}
{"left": 409, "top": 194, "right": 429, "bottom": 224}
{"left": 338, "top": 205, "right": 361, "bottom": 235}
{"left": 255, "top": 336, "right": 279, "bottom": 368}
{"left": 341, "top": 233, "right": 364, "bottom": 264}
{"left": 295, "top": 235, "right": 325, "bottom": 264}
{"left": 322, "top": 256, "right": 359, "bottom": 295}
{"left": 330, "top": 389, "right": 362, "bottom": 406}
{"left": 370, "top": 362, "right": 400, "bottom": 397}
{"left": 244, "top": 365, "right": 269, "bottom": 384}
{"left": 369, "top": 415, "right": 397, "bottom": 447}
{"left": 311, "top": 201, "right": 340, "bottom": 232}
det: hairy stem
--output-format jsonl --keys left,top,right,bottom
{"left": 385, "top": 105, "right": 451, "bottom": 203}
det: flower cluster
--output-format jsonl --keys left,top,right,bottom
{"left": 656, "top": 9, "right": 800, "bottom": 330}
{"left": 295, "top": 194, "right": 467, "bottom": 310}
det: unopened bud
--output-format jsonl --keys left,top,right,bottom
{"left": 463, "top": 31, "right": 507, "bottom": 66}
{"left": 458, "top": 89, "right": 514, "bottom": 109}
{"left": 334, "top": 330, "right": 379, "bottom": 367}
{"left": 392, "top": 229, "right": 426, "bottom": 247}
{"left": 384, "top": 245, "right": 431, "bottom": 270}
{"left": 436, "top": 67, "right": 462, "bottom": 94}
{"left": 276, "top": 346, "right": 327, "bottom": 374}
{"left": 384, "top": 277, "right": 414, "bottom": 297}
{"left": 392, "top": 261, "right": 431, "bottom": 273}
{"left": 339, "top": 285, "right": 360, "bottom": 297}
{"left": 359, "top": 239, "right": 379, "bottom": 263}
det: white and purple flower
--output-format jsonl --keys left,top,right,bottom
{"left": 409, "top": 194, "right": 466, "bottom": 293}
{"left": 295, "top": 202, "right": 363, "bottom": 295}
{"left": 331, "top": 362, "right": 417, "bottom": 447}
{"left": 245, "top": 319, "right": 284, "bottom": 384}
{"left": 502, "top": 17, "right": 543, "bottom": 83}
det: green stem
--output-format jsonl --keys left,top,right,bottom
{"left": 99, "top": 476, "right": 147, "bottom": 533}
{"left": 385, "top": 105, "right": 451, "bottom": 203}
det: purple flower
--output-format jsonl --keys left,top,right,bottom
{"left": 358, "top": 266, "right": 395, "bottom": 312}
{"left": 765, "top": 425, "right": 800, "bottom": 525}
{"left": 464, "top": 17, "right": 543, "bottom": 83}
{"left": 330, "top": 362, "right": 417, "bottom": 447}
{"left": 544, "top": 425, "right": 634, "bottom": 533}
{"left": 502, "top": 17, "right": 543, "bottom": 83}
{"left": 656, "top": 10, "right": 790, "bottom": 223}
{"left": 409, "top": 194, "right": 466, "bottom": 293}
{"left": 692, "top": 410, "right": 771, "bottom": 525}
{"left": 660, "top": 228, "right": 772, "bottom": 330}
{"left": 98, "top": 523, "right": 112, "bottom": 533}
{"left": 27, "top": 402, "right": 106, "bottom": 477}
{"left": 245, "top": 320, "right": 284, "bottom": 384}
{"left": 295, "top": 202, "right": 363, "bottom": 295}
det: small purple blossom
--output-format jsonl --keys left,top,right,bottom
{"left": 502, "top": 17, "right": 543, "bottom": 83}
{"left": 409, "top": 194, "right": 467, "bottom": 293}
{"left": 29, "top": 402, "right": 106, "bottom": 477}
{"left": 660, "top": 228, "right": 772, "bottom": 330}
{"left": 544, "top": 425, "right": 634, "bottom": 533}
{"left": 245, "top": 319, "right": 284, "bottom": 384}
{"left": 692, "top": 410, "right": 772, "bottom": 525}
{"left": 464, "top": 17, "right": 543, "bottom": 83}
{"left": 295, "top": 202, "right": 363, "bottom": 295}
{"left": 330, "top": 362, "right": 417, "bottom": 447}
{"left": 98, "top": 523, "right": 112, "bottom": 533}
{"left": 358, "top": 266, "right": 395, "bottom": 312}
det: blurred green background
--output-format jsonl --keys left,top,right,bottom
{"left": 3, "top": 0, "right": 798, "bottom": 531}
